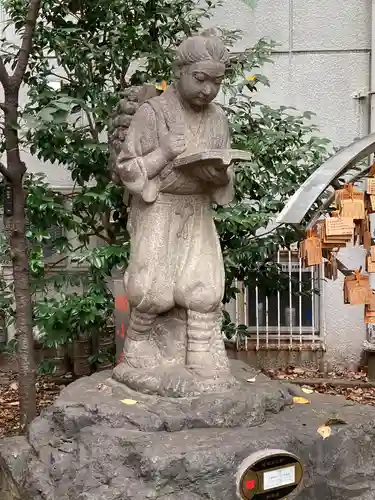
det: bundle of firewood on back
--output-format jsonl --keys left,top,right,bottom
{"left": 108, "top": 84, "right": 162, "bottom": 184}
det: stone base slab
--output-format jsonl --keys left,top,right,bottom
{"left": 1, "top": 360, "right": 375, "bottom": 499}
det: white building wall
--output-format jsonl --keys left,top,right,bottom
{"left": 212, "top": 0, "right": 372, "bottom": 368}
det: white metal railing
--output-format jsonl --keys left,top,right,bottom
{"left": 227, "top": 250, "right": 324, "bottom": 351}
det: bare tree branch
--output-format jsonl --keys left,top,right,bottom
{"left": 81, "top": 104, "right": 99, "bottom": 141}
{"left": 11, "top": 0, "right": 41, "bottom": 88}
{"left": 0, "top": 160, "right": 12, "bottom": 182}
{"left": 0, "top": 58, "right": 9, "bottom": 88}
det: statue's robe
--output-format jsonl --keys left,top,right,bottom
{"left": 117, "top": 87, "right": 234, "bottom": 316}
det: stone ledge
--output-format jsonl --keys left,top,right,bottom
{"left": 2, "top": 360, "right": 375, "bottom": 499}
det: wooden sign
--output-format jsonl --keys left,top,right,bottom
{"left": 299, "top": 230, "right": 322, "bottom": 267}
{"left": 344, "top": 271, "right": 372, "bottom": 305}
{"left": 360, "top": 217, "right": 372, "bottom": 248}
{"left": 365, "top": 298, "right": 375, "bottom": 323}
{"left": 367, "top": 177, "right": 375, "bottom": 195}
{"left": 324, "top": 217, "right": 354, "bottom": 236}
{"left": 236, "top": 449, "right": 304, "bottom": 500}
{"left": 368, "top": 293, "right": 375, "bottom": 311}
{"left": 369, "top": 195, "right": 375, "bottom": 212}
{"left": 367, "top": 255, "right": 375, "bottom": 274}
{"left": 364, "top": 229, "right": 372, "bottom": 249}
{"left": 340, "top": 198, "right": 365, "bottom": 219}
{"left": 321, "top": 217, "right": 354, "bottom": 248}
{"left": 335, "top": 184, "right": 365, "bottom": 219}
{"left": 335, "top": 184, "right": 363, "bottom": 203}
{"left": 324, "top": 252, "right": 338, "bottom": 281}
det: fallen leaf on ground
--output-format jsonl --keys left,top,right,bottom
{"left": 317, "top": 425, "right": 332, "bottom": 439}
{"left": 120, "top": 399, "right": 138, "bottom": 405}
{"left": 265, "top": 366, "right": 368, "bottom": 382}
{"left": 293, "top": 396, "right": 310, "bottom": 405}
{"left": 293, "top": 367, "right": 305, "bottom": 375}
{"left": 301, "top": 386, "right": 314, "bottom": 394}
{"left": 0, "top": 370, "right": 61, "bottom": 438}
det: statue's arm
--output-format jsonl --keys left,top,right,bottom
{"left": 115, "top": 104, "right": 168, "bottom": 194}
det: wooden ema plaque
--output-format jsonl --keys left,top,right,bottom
{"left": 335, "top": 184, "right": 365, "bottom": 219}
{"left": 367, "top": 177, "right": 375, "bottom": 195}
{"left": 236, "top": 450, "right": 303, "bottom": 500}
{"left": 319, "top": 216, "right": 354, "bottom": 249}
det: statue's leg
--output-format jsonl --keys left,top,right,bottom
{"left": 122, "top": 309, "right": 160, "bottom": 369}
{"left": 186, "top": 309, "right": 225, "bottom": 377}
{"left": 174, "top": 198, "right": 231, "bottom": 377}
{"left": 211, "top": 306, "right": 230, "bottom": 372}
{"left": 119, "top": 198, "right": 175, "bottom": 369}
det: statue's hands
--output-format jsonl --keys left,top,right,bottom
{"left": 160, "top": 133, "right": 186, "bottom": 161}
{"left": 192, "top": 165, "right": 230, "bottom": 185}
{"left": 116, "top": 151, "right": 139, "bottom": 182}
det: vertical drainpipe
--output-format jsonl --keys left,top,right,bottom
{"left": 365, "top": 1, "right": 375, "bottom": 355}
{"left": 371, "top": 1, "right": 375, "bottom": 135}
{"left": 288, "top": 0, "right": 293, "bottom": 80}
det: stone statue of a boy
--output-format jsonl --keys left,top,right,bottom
{"left": 112, "top": 31, "right": 238, "bottom": 394}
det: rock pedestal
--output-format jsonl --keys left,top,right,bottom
{"left": 2, "top": 360, "right": 375, "bottom": 500}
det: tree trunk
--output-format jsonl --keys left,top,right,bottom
{"left": 5, "top": 90, "right": 36, "bottom": 429}
{"left": 11, "top": 181, "right": 36, "bottom": 429}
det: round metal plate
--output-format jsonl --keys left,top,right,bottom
{"left": 236, "top": 449, "right": 304, "bottom": 500}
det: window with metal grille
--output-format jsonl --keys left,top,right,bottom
{"left": 41, "top": 224, "right": 65, "bottom": 259}
{"left": 246, "top": 251, "right": 320, "bottom": 337}
{"left": 229, "top": 250, "right": 321, "bottom": 349}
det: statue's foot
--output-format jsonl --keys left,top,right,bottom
{"left": 112, "top": 333, "right": 164, "bottom": 387}
{"left": 112, "top": 363, "right": 237, "bottom": 397}
{"left": 119, "top": 335, "right": 161, "bottom": 370}
{"left": 186, "top": 350, "right": 235, "bottom": 383}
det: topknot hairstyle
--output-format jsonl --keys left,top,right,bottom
{"left": 174, "top": 28, "right": 230, "bottom": 69}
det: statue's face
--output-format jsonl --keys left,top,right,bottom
{"left": 177, "top": 60, "right": 225, "bottom": 109}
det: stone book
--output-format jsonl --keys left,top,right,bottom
{"left": 172, "top": 148, "right": 253, "bottom": 170}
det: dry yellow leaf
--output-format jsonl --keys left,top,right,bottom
{"left": 293, "top": 396, "right": 310, "bottom": 405}
{"left": 317, "top": 425, "right": 332, "bottom": 439}
{"left": 301, "top": 386, "right": 314, "bottom": 394}
{"left": 120, "top": 399, "right": 138, "bottom": 405}
{"left": 155, "top": 81, "right": 168, "bottom": 91}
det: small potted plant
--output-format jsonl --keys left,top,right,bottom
{"left": 69, "top": 288, "right": 113, "bottom": 377}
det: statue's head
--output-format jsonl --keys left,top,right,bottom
{"left": 174, "top": 29, "right": 229, "bottom": 109}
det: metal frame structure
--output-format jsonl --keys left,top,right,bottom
{"left": 276, "top": 133, "right": 375, "bottom": 276}
{"left": 277, "top": 133, "right": 375, "bottom": 228}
